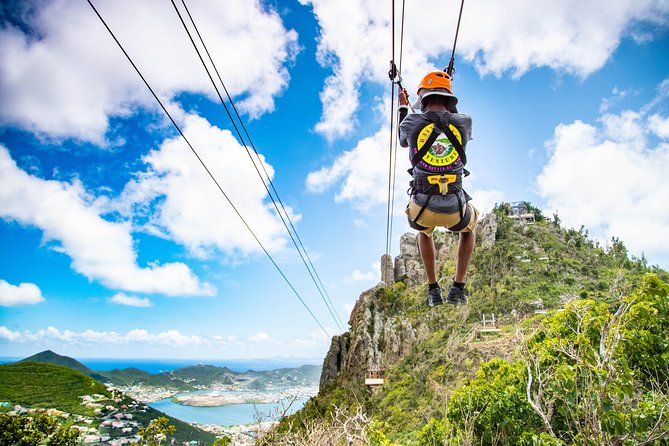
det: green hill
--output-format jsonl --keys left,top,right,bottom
{"left": 0, "top": 362, "right": 110, "bottom": 415}
{"left": 167, "top": 364, "right": 236, "bottom": 386}
{"left": 270, "top": 204, "right": 669, "bottom": 445}
{"left": 99, "top": 367, "right": 196, "bottom": 390}
{"left": 18, "top": 350, "right": 110, "bottom": 383}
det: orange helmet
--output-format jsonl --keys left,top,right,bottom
{"left": 414, "top": 71, "right": 458, "bottom": 110}
{"left": 416, "top": 71, "right": 453, "bottom": 94}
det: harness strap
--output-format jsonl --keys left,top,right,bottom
{"left": 411, "top": 195, "right": 433, "bottom": 225}
{"left": 424, "top": 111, "right": 467, "bottom": 166}
{"left": 409, "top": 125, "right": 441, "bottom": 171}
{"left": 448, "top": 194, "right": 471, "bottom": 232}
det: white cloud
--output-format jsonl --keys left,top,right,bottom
{"left": 0, "top": 145, "right": 214, "bottom": 296}
{"left": 0, "top": 0, "right": 298, "bottom": 143}
{"left": 0, "top": 325, "right": 207, "bottom": 347}
{"left": 249, "top": 331, "right": 272, "bottom": 344}
{"left": 109, "top": 292, "right": 152, "bottom": 308}
{"left": 306, "top": 125, "right": 405, "bottom": 210}
{"left": 301, "top": 0, "right": 669, "bottom": 139}
{"left": 0, "top": 279, "right": 44, "bottom": 306}
{"left": 0, "top": 325, "right": 332, "bottom": 357}
{"left": 305, "top": 121, "right": 504, "bottom": 215}
{"left": 292, "top": 329, "right": 331, "bottom": 348}
{"left": 0, "top": 326, "right": 21, "bottom": 341}
{"left": 114, "top": 114, "right": 293, "bottom": 257}
{"left": 348, "top": 269, "right": 377, "bottom": 282}
{"left": 648, "top": 114, "right": 669, "bottom": 138}
{"left": 468, "top": 187, "right": 505, "bottom": 216}
{"left": 537, "top": 103, "right": 669, "bottom": 260}
{"left": 346, "top": 260, "right": 380, "bottom": 284}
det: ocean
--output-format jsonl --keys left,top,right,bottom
{"left": 0, "top": 357, "right": 322, "bottom": 373}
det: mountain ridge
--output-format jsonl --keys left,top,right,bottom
{"left": 271, "top": 203, "right": 669, "bottom": 445}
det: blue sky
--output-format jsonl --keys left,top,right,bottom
{"left": 1, "top": 0, "right": 668, "bottom": 361}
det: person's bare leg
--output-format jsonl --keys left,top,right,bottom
{"left": 454, "top": 231, "right": 475, "bottom": 283}
{"left": 418, "top": 232, "right": 437, "bottom": 284}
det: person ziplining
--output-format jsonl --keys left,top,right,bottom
{"left": 397, "top": 72, "right": 477, "bottom": 306}
{"left": 389, "top": 0, "right": 476, "bottom": 307}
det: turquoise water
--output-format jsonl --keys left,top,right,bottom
{"left": 149, "top": 395, "right": 311, "bottom": 426}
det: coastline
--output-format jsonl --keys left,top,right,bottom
{"left": 173, "top": 393, "right": 274, "bottom": 407}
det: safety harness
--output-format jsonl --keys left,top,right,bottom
{"left": 407, "top": 111, "right": 471, "bottom": 232}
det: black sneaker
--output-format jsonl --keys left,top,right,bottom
{"left": 446, "top": 285, "right": 468, "bottom": 305}
{"left": 428, "top": 286, "right": 444, "bottom": 307}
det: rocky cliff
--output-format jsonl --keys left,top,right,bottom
{"left": 320, "top": 214, "right": 498, "bottom": 391}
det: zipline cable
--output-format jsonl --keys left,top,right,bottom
{"left": 384, "top": 0, "right": 407, "bottom": 276}
{"left": 386, "top": 0, "right": 407, "bottom": 269}
{"left": 171, "top": 0, "right": 345, "bottom": 333}
{"left": 86, "top": 0, "right": 331, "bottom": 339}
{"left": 384, "top": 0, "right": 397, "bottom": 268}
{"left": 446, "top": 0, "right": 465, "bottom": 76}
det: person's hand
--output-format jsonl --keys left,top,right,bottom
{"left": 399, "top": 88, "right": 409, "bottom": 106}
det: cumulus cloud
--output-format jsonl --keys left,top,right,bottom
{"left": 0, "top": 325, "right": 208, "bottom": 347}
{"left": 346, "top": 260, "right": 380, "bottom": 284}
{"left": 0, "top": 145, "right": 214, "bottom": 296}
{"left": 109, "top": 292, "right": 152, "bottom": 308}
{"left": 0, "top": 325, "right": 332, "bottom": 356}
{"left": 114, "top": 114, "right": 293, "bottom": 257}
{"left": 0, "top": 326, "right": 21, "bottom": 341}
{"left": 0, "top": 279, "right": 44, "bottom": 306}
{"left": 0, "top": 0, "right": 298, "bottom": 143}
{"left": 305, "top": 122, "right": 504, "bottom": 214}
{"left": 249, "top": 331, "right": 272, "bottom": 344}
{"left": 300, "top": 0, "right": 669, "bottom": 138}
{"left": 306, "top": 125, "right": 404, "bottom": 209}
{"left": 537, "top": 88, "right": 669, "bottom": 260}
{"left": 648, "top": 114, "right": 669, "bottom": 138}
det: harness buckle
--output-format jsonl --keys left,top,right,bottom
{"left": 427, "top": 174, "right": 457, "bottom": 195}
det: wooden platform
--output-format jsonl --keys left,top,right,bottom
{"left": 365, "top": 378, "right": 385, "bottom": 386}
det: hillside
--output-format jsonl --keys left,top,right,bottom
{"left": 0, "top": 362, "right": 110, "bottom": 415}
{"left": 18, "top": 349, "right": 110, "bottom": 383}
{"left": 271, "top": 204, "right": 669, "bottom": 445}
{"left": 98, "top": 362, "right": 321, "bottom": 392}
{"left": 0, "top": 361, "right": 216, "bottom": 444}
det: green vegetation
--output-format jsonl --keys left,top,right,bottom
{"left": 0, "top": 412, "right": 81, "bottom": 446}
{"left": 18, "top": 350, "right": 109, "bottom": 383}
{"left": 280, "top": 203, "right": 669, "bottom": 444}
{"left": 138, "top": 416, "right": 176, "bottom": 446}
{"left": 99, "top": 367, "right": 195, "bottom": 390}
{"left": 0, "top": 362, "right": 110, "bottom": 415}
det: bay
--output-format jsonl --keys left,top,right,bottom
{"left": 149, "top": 393, "right": 311, "bottom": 426}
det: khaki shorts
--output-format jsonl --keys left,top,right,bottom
{"left": 406, "top": 198, "right": 479, "bottom": 236}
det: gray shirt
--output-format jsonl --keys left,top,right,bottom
{"left": 398, "top": 109, "right": 473, "bottom": 213}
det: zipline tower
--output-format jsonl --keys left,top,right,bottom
{"left": 508, "top": 202, "right": 536, "bottom": 224}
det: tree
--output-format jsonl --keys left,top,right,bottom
{"left": 212, "top": 436, "right": 232, "bottom": 446}
{"left": 137, "top": 417, "right": 176, "bottom": 446}
{"left": 519, "top": 275, "right": 669, "bottom": 444}
{"left": 0, "top": 413, "right": 81, "bottom": 446}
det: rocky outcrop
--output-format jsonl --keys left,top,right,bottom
{"left": 320, "top": 213, "right": 499, "bottom": 391}
{"left": 478, "top": 212, "right": 498, "bottom": 248}
{"left": 381, "top": 254, "right": 394, "bottom": 286}
{"left": 393, "top": 234, "right": 423, "bottom": 287}
{"left": 319, "top": 284, "right": 418, "bottom": 390}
